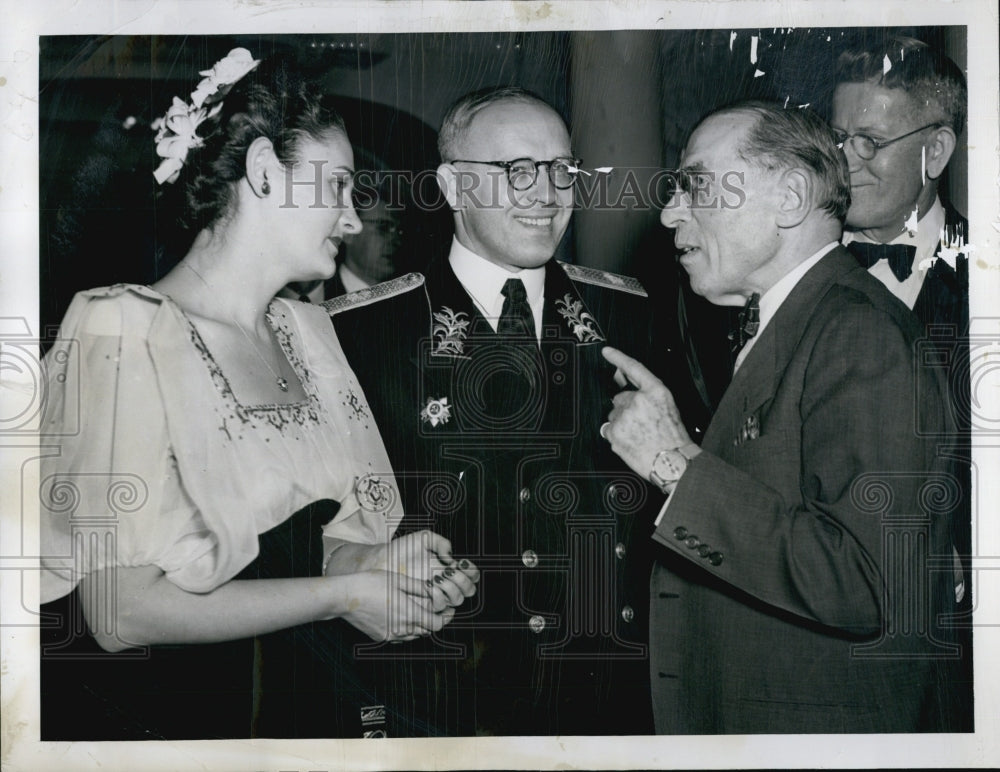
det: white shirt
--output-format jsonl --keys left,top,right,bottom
{"left": 448, "top": 236, "right": 546, "bottom": 341}
{"left": 338, "top": 262, "right": 371, "bottom": 294}
{"left": 841, "top": 196, "right": 946, "bottom": 310}
{"left": 733, "top": 242, "right": 839, "bottom": 374}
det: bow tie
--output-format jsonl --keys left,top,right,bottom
{"left": 846, "top": 241, "right": 917, "bottom": 282}
{"left": 729, "top": 292, "right": 760, "bottom": 355}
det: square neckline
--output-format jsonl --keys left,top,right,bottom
{"left": 149, "top": 285, "right": 315, "bottom": 413}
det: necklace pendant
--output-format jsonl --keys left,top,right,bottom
{"left": 276, "top": 376, "right": 289, "bottom": 392}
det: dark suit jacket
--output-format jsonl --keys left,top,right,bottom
{"left": 913, "top": 205, "right": 973, "bottom": 730}
{"left": 648, "top": 247, "right": 959, "bottom": 733}
{"left": 912, "top": 205, "right": 968, "bottom": 335}
{"left": 851, "top": 205, "right": 973, "bottom": 729}
{"left": 326, "top": 258, "right": 677, "bottom": 736}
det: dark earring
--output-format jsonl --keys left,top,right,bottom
{"left": 261, "top": 179, "right": 271, "bottom": 196}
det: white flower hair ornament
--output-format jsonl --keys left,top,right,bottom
{"left": 151, "top": 48, "right": 260, "bottom": 185}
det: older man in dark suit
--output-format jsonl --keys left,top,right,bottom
{"left": 602, "top": 101, "right": 960, "bottom": 733}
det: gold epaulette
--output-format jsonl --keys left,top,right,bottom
{"left": 558, "top": 261, "right": 648, "bottom": 297}
{"left": 322, "top": 272, "right": 425, "bottom": 316}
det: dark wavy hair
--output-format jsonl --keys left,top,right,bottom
{"left": 162, "top": 57, "right": 347, "bottom": 234}
{"left": 701, "top": 100, "right": 851, "bottom": 223}
{"left": 835, "top": 36, "right": 967, "bottom": 137}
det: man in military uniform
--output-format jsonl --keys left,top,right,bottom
{"left": 322, "top": 87, "right": 697, "bottom": 736}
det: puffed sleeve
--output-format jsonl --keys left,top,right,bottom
{"left": 40, "top": 288, "right": 217, "bottom": 603}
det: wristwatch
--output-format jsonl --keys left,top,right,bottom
{"left": 649, "top": 443, "right": 699, "bottom": 494}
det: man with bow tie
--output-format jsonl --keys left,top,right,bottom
{"left": 602, "top": 101, "right": 960, "bottom": 733}
{"left": 320, "top": 87, "right": 703, "bottom": 736}
{"left": 833, "top": 36, "right": 968, "bottom": 332}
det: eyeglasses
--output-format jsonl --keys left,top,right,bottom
{"left": 833, "top": 123, "right": 942, "bottom": 161}
{"left": 448, "top": 157, "right": 582, "bottom": 190}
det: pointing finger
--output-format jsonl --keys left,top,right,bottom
{"left": 601, "top": 346, "right": 662, "bottom": 391}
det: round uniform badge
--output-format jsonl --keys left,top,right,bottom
{"left": 356, "top": 474, "right": 396, "bottom": 513}
{"left": 420, "top": 396, "right": 451, "bottom": 427}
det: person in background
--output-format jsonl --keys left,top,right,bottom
{"left": 833, "top": 36, "right": 972, "bottom": 727}
{"left": 335, "top": 198, "right": 406, "bottom": 290}
{"left": 39, "top": 49, "right": 476, "bottom": 741}
{"left": 603, "top": 101, "right": 959, "bottom": 733}
{"left": 833, "top": 36, "right": 968, "bottom": 331}
{"left": 322, "top": 86, "right": 691, "bottom": 736}
{"left": 282, "top": 147, "right": 407, "bottom": 302}
{"left": 329, "top": 147, "right": 408, "bottom": 295}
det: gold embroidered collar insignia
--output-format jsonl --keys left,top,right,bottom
{"left": 555, "top": 294, "right": 604, "bottom": 342}
{"left": 431, "top": 307, "right": 470, "bottom": 355}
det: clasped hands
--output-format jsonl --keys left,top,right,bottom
{"left": 600, "top": 346, "right": 696, "bottom": 480}
{"left": 327, "top": 529, "right": 479, "bottom": 643}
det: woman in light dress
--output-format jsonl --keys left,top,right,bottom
{"left": 39, "top": 48, "right": 476, "bottom": 740}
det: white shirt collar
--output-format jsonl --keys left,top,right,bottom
{"left": 734, "top": 241, "right": 839, "bottom": 373}
{"left": 840, "top": 197, "right": 945, "bottom": 309}
{"left": 447, "top": 236, "right": 546, "bottom": 337}
{"left": 338, "top": 262, "right": 370, "bottom": 294}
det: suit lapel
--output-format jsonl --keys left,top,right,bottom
{"left": 912, "top": 204, "right": 968, "bottom": 329}
{"left": 704, "top": 248, "right": 858, "bottom": 454}
{"left": 913, "top": 251, "right": 967, "bottom": 329}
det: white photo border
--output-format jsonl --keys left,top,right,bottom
{"left": 2, "top": 1, "right": 998, "bottom": 770}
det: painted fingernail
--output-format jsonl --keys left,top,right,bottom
{"left": 444, "top": 567, "right": 456, "bottom": 577}
{"left": 425, "top": 579, "right": 433, "bottom": 588}
{"left": 433, "top": 574, "right": 443, "bottom": 583}
{"left": 459, "top": 559, "right": 470, "bottom": 569}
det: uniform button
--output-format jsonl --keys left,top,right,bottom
{"left": 521, "top": 549, "right": 539, "bottom": 568}
{"left": 673, "top": 526, "right": 688, "bottom": 540}
{"left": 685, "top": 535, "right": 700, "bottom": 549}
{"left": 709, "top": 551, "right": 724, "bottom": 566}
{"left": 614, "top": 542, "right": 626, "bottom": 559}
{"left": 697, "top": 544, "right": 711, "bottom": 557}
{"left": 621, "top": 605, "right": 635, "bottom": 623}
{"left": 519, "top": 487, "right": 531, "bottom": 503}
{"left": 528, "top": 615, "right": 546, "bottom": 633}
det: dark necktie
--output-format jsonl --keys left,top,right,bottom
{"left": 487, "top": 278, "right": 541, "bottom": 424}
{"left": 847, "top": 241, "right": 917, "bottom": 282}
{"left": 729, "top": 292, "right": 760, "bottom": 355}
{"left": 498, "top": 278, "right": 536, "bottom": 339}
